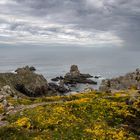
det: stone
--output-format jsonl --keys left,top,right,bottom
{"left": 7, "top": 106, "right": 14, "bottom": 111}
{"left": 2, "top": 99, "right": 8, "bottom": 107}
{"left": 29, "top": 66, "right": 36, "bottom": 72}
{"left": 59, "top": 80, "right": 65, "bottom": 87}
{"left": 70, "top": 65, "right": 80, "bottom": 77}
{"left": 99, "top": 68, "right": 140, "bottom": 91}
{"left": 15, "top": 66, "right": 32, "bottom": 74}
{"left": 51, "top": 76, "right": 64, "bottom": 82}
{"left": 0, "top": 66, "right": 50, "bottom": 97}
{"left": 64, "top": 65, "right": 97, "bottom": 85}
{"left": 14, "top": 66, "right": 49, "bottom": 97}
{"left": 0, "top": 85, "right": 14, "bottom": 96}
{"left": 94, "top": 75, "right": 101, "bottom": 79}
{"left": 48, "top": 82, "right": 69, "bottom": 94}
{"left": 0, "top": 95, "right": 4, "bottom": 102}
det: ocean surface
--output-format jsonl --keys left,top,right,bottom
{"left": 0, "top": 45, "right": 140, "bottom": 90}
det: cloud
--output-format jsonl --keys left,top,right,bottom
{"left": 0, "top": 0, "right": 139, "bottom": 49}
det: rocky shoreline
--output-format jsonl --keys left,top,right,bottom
{"left": 1, "top": 65, "right": 140, "bottom": 111}
{"left": 0, "top": 65, "right": 97, "bottom": 98}
{"left": 0, "top": 65, "right": 140, "bottom": 137}
{"left": 99, "top": 68, "right": 140, "bottom": 92}
{"left": 0, "top": 65, "right": 98, "bottom": 114}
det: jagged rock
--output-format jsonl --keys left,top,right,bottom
{"left": 64, "top": 65, "right": 96, "bottom": 85}
{"left": 94, "top": 75, "right": 101, "bottom": 79}
{"left": 0, "top": 85, "right": 15, "bottom": 97}
{"left": 14, "top": 66, "right": 49, "bottom": 97}
{"left": 29, "top": 66, "right": 36, "bottom": 72}
{"left": 48, "top": 82, "right": 69, "bottom": 93}
{"left": 70, "top": 65, "right": 80, "bottom": 77}
{"left": 51, "top": 76, "right": 64, "bottom": 82}
{"left": 15, "top": 66, "right": 34, "bottom": 74}
{"left": 100, "top": 68, "right": 140, "bottom": 91}
{"left": 0, "top": 66, "right": 50, "bottom": 97}
{"left": 59, "top": 80, "right": 64, "bottom": 87}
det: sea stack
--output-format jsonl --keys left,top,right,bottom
{"left": 64, "top": 65, "right": 97, "bottom": 85}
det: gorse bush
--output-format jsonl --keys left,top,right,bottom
{"left": 0, "top": 91, "right": 139, "bottom": 140}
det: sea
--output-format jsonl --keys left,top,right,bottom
{"left": 0, "top": 45, "right": 140, "bottom": 92}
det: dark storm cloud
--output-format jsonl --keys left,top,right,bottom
{"left": 0, "top": 0, "right": 140, "bottom": 48}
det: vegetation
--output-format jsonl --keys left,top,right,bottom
{"left": 0, "top": 90, "right": 140, "bottom": 140}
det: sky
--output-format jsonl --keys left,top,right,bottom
{"left": 0, "top": 0, "right": 140, "bottom": 49}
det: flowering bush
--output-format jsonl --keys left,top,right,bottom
{"left": 0, "top": 90, "right": 139, "bottom": 139}
{"left": 14, "top": 117, "right": 31, "bottom": 129}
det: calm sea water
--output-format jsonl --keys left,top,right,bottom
{"left": 0, "top": 45, "right": 140, "bottom": 81}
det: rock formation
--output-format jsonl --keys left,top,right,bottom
{"left": 0, "top": 66, "right": 50, "bottom": 97}
{"left": 51, "top": 76, "right": 64, "bottom": 82}
{"left": 99, "top": 68, "right": 140, "bottom": 91}
{"left": 64, "top": 65, "right": 97, "bottom": 85}
{"left": 15, "top": 66, "right": 49, "bottom": 97}
{"left": 0, "top": 66, "right": 73, "bottom": 97}
{"left": 0, "top": 85, "right": 15, "bottom": 113}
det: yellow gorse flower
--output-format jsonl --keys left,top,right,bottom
{"left": 14, "top": 117, "right": 31, "bottom": 129}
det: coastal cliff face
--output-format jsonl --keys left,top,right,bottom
{"left": 99, "top": 69, "right": 140, "bottom": 91}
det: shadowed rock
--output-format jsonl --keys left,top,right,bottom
{"left": 48, "top": 82, "right": 69, "bottom": 93}
{"left": 51, "top": 76, "right": 64, "bottom": 82}
{"left": 0, "top": 66, "right": 49, "bottom": 97}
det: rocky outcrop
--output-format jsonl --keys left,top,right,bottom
{"left": 51, "top": 76, "right": 64, "bottom": 82}
{"left": 0, "top": 66, "right": 73, "bottom": 97}
{"left": 0, "top": 85, "right": 15, "bottom": 113}
{"left": 48, "top": 81, "right": 69, "bottom": 94}
{"left": 15, "top": 66, "right": 36, "bottom": 74}
{"left": 0, "top": 85, "right": 15, "bottom": 98}
{"left": 14, "top": 66, "right": 49, "bottom": 97}
{"left": 99, "top": 69, "right": 140, "bottom": 91}
{"left": 0, "top": 66, "right": 49, "bottom": 97}
{"left": 64, "top": 65, "right": 97, "bottom": 85}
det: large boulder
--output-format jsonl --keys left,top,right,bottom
{"left": 14, "top": 66, "right": 49, "bottom": 97}
{"left": 48, "top": 81, "right": 69, "bottom": 94}
{"left": 0, "top": 66, "right": 49, "bottom": 97}
{"left": 0, "top": 85, "right": 15, "bottom": 98}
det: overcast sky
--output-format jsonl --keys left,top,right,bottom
{"left": 0, "top": 0, "right": 140, "bottom": 49}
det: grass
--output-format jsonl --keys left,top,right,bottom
{"left": 0, "top": 90, "right": 140, "bottom": 140}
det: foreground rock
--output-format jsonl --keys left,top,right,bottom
{"left": 15, "top": 66, "right": 49, "bottom": 97}
{"left": 0, "top": 66, "right": 53, "bottom": 97}
{"left": 99, "top": 68, "right": 140, "bottom": 91}
{"left": 48, "top": 81, "right": 69, "bottom": 94}
{"left": 0, "top": 85, "right": 15, "bottom": 115}
{"left": 64, "top": 65, "right": 97, "bottom": 85}
{"left": 0, "top": 66, "right": 74, "bottom": 97}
